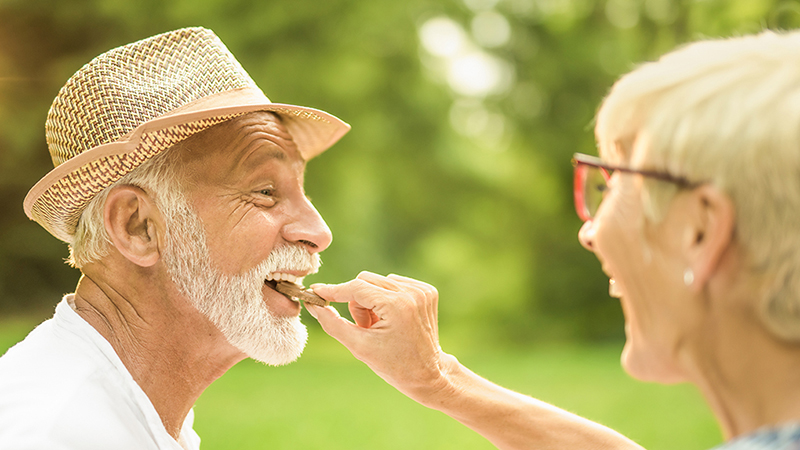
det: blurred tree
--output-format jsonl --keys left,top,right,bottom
{"left": 0, "top": 0, "right": 796, "bottom": 344}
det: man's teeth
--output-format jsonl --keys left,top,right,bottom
{"left": 609, "top": 278, "right": 621, "bottom": 298}
{"left": 265, "top": 272, "right": 303, "bottom": 285}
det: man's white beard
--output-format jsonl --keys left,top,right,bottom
{"left": 160, "top": 197, "right": 319, "bottom": 366}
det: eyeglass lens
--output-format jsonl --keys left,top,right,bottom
{"left": 575, "top": 164, "right": 610, "bottom": 221}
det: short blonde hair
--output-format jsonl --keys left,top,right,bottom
{"left": 595, "top": 30, "right": 800, "bottom": 341}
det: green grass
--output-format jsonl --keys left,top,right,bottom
{"left": 0, "top": 316, "right": 722, "bottom": 450}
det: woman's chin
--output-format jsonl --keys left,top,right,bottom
{"left": 621, "top": 340, "right": 686, "bottom": 384}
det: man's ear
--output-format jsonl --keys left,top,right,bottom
{"left": 104, "top": 185, "right": 165, "bottom": 267}
{"left": 684, "top": 184, "right": 736, "bottom": 291}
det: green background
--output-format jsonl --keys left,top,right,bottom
{"left": 1, "top": 0, "right": 798, "bottom": 448}
{"left": 0, "top": 320, "right": 721, "bottom": 449}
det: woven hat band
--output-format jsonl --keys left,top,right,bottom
{"left": 45, "top": 27, "right": 256, "bottom": 168}
{"left": 32, "top": 113, "right": 243, "bottom": 242}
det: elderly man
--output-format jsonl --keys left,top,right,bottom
{"left": 0, "top": 28, "right": 348, "bottom": 449}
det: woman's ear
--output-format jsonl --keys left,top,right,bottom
{"left": 103, "top": 185, "right": 165, "bottom": 267}
{"left": 684, "top": 184, "right": 736, "bottom": 291}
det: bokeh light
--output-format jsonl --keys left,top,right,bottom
{"left": 447, "top": 51, "right": 512, "bottom": 97}
{"left": 471, "top": 10, "right": 512, "bottom": 48}
{"left": 419, "top": 16, "right": 467, "bottom": 57}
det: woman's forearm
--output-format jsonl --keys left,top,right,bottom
{"left": 309, "top": 275, "right": 643, "bottom": 450}
{"left": 422, "top": 353, "right": 645, "bottom": 450}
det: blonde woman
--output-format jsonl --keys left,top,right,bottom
{"left": 310, "top": 30, "right": 800, "bottom": 450}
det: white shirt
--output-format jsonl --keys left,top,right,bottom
{"left": 0, "top": 296, "right": 200, "bottom": 450}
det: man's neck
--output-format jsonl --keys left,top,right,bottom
{"left": 72, "top": 269, "right": 245, "bottom": 439}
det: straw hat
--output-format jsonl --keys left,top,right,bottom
{"left": 23, "top": 27, "right": 350, "bottom": 243}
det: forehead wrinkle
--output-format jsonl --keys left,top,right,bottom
{"left": 238, "top": 137, "right": 287, "bottom": 173}
{"left": 233, "top": 119, "right": 301, "bottom": 165}
{"left": 180, "top": 113, "right": 305, "bottom": 189}
{"left": 236, "top": 112, "right": 296, "bottom": 147}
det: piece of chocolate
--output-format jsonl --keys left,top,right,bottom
{"left": 273, "top": 281, "right": 329, "bottom": 307}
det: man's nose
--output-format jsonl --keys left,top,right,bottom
{"left": 282, "top": 197, "right": 333, "bottom": 254}
{"left": 578, "top": 219, "right": 596, "bottom": 252}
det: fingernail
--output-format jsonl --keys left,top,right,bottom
{"left": 305, "top": 303, "right": 319, "bottom": 318}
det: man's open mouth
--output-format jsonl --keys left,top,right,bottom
{"left": 264, "top": 274, "right": 328, "bottom": 307}
{"left": 265, "top": 272, "right": 304, "bottom": 298}
{"left": 264, "top": 278, "right": 285, "bottom": 293}
{"left": 266, "top": 272, "right": 302, "bottom": 284}
{"left": 264, "top": 274, "right": 296, "bottom": 298}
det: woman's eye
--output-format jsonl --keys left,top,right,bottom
{"left": 259, "top": 189, "right": 275, "bottom": 196}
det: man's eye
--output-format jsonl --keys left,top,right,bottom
{"left": 251, "top": 189, "right": 277, "bottom": 208}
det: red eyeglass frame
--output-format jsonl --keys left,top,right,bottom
{"left": 571, "top": 153, "right": 700, "bottom": 222}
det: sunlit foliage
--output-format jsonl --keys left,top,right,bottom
{"left": 1, "top": 0, "right": 797, "bottom": 344}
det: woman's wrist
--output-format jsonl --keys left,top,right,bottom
{"left": 406, "top": 351, "right": 465, "bottom": 411}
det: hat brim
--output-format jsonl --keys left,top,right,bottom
{"left": 24, "top": 87, "right": 350, "bottom": 243}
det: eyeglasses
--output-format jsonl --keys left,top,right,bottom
{"left": 571, "top": 153, "right": 701, "bottom": 222}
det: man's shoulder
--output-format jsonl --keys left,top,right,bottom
{"left": 0, "top": 304, "right": 188, "bottom": 450}
{"left": 0, "top": 312, "right": 106, "bottom": 401}
{"left": 0, "top": 353, "right": 190, "bottom": 450}
{"left": 0, "top": 299, "right": 125, "bottom": 392}
{"left": 0, "top": 318, "right": 140, "bottom": 448}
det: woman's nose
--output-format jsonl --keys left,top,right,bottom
{"left": 578, "top": 219, "right": 596, "bottom": 252}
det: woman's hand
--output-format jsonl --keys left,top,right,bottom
{"left": 307, "top": 271, "right": 454, "bottom": 405}
{"left": 308, "top": 272, "right": 644, "bottom": 450}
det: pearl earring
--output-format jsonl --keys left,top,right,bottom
{"left": 683, "top": 268, "right": 695, "bottom": 286}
